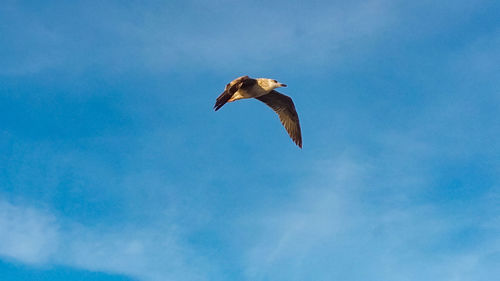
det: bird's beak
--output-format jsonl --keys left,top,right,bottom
{"left": 279, "top": 83, "right": 287, "bottom": 87}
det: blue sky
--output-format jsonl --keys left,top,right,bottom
{"left": 1, "top": 0, "right": 499, "bottom": 280}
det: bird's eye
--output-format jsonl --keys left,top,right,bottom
{"left": 273, "top": 80, "right": 277, "bottom": 83}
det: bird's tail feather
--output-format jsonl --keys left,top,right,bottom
{"left": 214, "top": 91, "right": 232, "bottom": 111}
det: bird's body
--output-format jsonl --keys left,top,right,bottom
{"left": 214, "top": 76, "right": 302, "bottom": 148}
{"left": 226, "top": 77, "right": 276, "bottom": 101}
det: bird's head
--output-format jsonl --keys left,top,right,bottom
{"left": 259, "top": 78, "right": 287, "bottom": 91}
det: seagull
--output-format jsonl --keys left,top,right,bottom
{"left": 214, "top": 75, "right": 302, "bottom": 148}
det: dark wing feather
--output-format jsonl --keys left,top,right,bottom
{"left": 214, "top": 76, "right": 255, "bottom": 111}
{"left": 256, "top": 90, "right": 302, "bottom": 148}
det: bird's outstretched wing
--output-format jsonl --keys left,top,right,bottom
{"left": 256, "top": 90, "right": 302, "bottom": 148}
{"left": 214, "top": 76, "right": 255, "bottom": 111}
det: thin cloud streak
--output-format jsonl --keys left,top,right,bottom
{"left": 242, "top": 155, "right": 500, "bottom": 281}
{"left": 0, "top": 198, "right": 211, "bottom": 281}
{"left": 0, "top": 200, "right": 59, "bottom": 265}
{"left": 0, "top": 0, "right": 395, "bottom": 75}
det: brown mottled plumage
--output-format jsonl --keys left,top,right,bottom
{"left": 214, "top": 76, "right": 302, "bottom": 148}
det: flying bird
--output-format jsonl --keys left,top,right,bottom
{"left": 214, "top": 76, "right": 302, "bottom": 148}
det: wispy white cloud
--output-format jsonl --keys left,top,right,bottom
{"left": 0, "top": 198, "right": 210, "bottom": 281}
{"left": 0, "top": 0, "right": 395, "bottom": 75}
{"left": 241, "top": 154, "right": 500, "bottom": 281}
{"left": 0, "top": 200, "right": 59, "bottom": 264}
{"left": 0, "top": 130, "right": 219, "bottom": 279}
